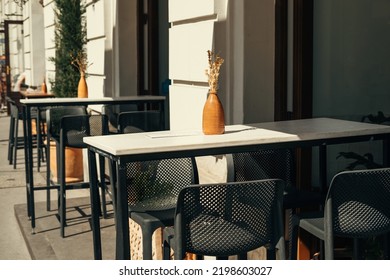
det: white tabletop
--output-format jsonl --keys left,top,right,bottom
{"left": 84, "top": 118, "right": 390, "bottom": 157}
{"left": 20, "top": 95, "right": 165, "bottom": 105}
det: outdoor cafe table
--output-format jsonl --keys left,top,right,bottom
{"left": 84, "top": 117, "right": 390, "bottom": 259}
{"left": 20, "top": 96, "right": 166, "bottom": 232}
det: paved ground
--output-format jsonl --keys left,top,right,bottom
{"left": 0, "top": 109, "right": 104, "bottom": 259}
{"left": 0, "top": 109, "right": 228, "bottom": 260}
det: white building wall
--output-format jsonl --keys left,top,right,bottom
{"left": 43, "top": 0, "right": 56, "bottom": 92}
{"left": 24, "top": 0, "right": 45, "bottom": 88}
{"left": 168, "top": 0, "right": 219, "bottom": 131}
{"left": 85, "top": 0, "right": 138, "bottom": 99}
{"left": 168, "top": 0, "right": 274, "bottom": 131}
{"left": 86, "top": 0, "right": 106, "bottom": 99}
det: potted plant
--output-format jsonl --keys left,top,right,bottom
{"left": 47, "top": 0, "right": 88, "bottom": 183}
{"left": 49, "top": 0, "right": 87, "bottom": 98}
{"left": 202, "top": 50, "right": 225, "bottom": 135}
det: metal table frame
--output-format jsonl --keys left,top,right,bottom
{"left": 85, "top": 118, "right": 390, "bottom": 259}
{"left": 21, "top": 96, "right": 166, "bottom": 233}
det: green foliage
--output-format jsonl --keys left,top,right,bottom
{"left": 127, "top": 163, "right": 175, "bottom": 204}
{"left": 49, "top": 0, "right": 87, "bottom": 97}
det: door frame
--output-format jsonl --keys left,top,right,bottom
{"left": 137, "top": 0, "right": 159, "bottom": 96}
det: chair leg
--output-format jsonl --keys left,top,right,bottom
{"left": 237, "top": 253, "right": 247, "bottom": 260}
{"left": 289, "top": 215, "right": 300, "bottom": 260}
{"left": 37, "top": 118, "right": 42, "bottom": 171}
{"left": 59, "top": 143, "right": 67, "bottom": 238}
{"left": 13, "top": 118, "right": 19, "bottom": 169}
{"left": 385, "top": 233, "right": 390, "bottom": 260}
{"left": 267, "top": 248, "right": 276, "bottom": 260}
{"left": 99, "top": 155, "right": 108, "bottom": 218}
{"left": 8, "top": 116, "right": 15, "bottom": 164}
{"left": 108, "top": 159, "right": 117, "bottom": 213}
{"left": 162, "top": 229, "right": 173, "bottom": 260}
{"left": 141, "top": 224, "right": 154, "bottom": 260}
{"left": 353, "top": 238, "right": 361, "bottom": 260}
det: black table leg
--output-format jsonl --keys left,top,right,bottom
{"left": 115, "top": 162, "right": 130, "bottom": 260}
{"left": 319, "top": 144, "right": 327, "bottom": 195}
{"left": 88, "top": 149, "right": 103, "bottom": 259}
{"left": 24, "top": 106, "right": 36, "bottom": 232}
{"left": 22, "top": 106, "right": 31, "bottom": 218}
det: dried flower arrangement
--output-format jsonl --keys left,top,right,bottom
{"left": 205, "top": 50, "right": 224, "bottom": 92}
{"left": 70, "top": 51, "right": 91, "bottom": 76}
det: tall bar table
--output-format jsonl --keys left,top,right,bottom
{"left": 84, "top": 118, "right": 390, "bottom": 259}
{"left": 20, "top": 96, "right": 166, "bottom": 233}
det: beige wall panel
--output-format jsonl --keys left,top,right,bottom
{"left": 169, "top": 85, "right": 208, "bottom": 130}
{"left": 43, "top": 2, "right": 55, "bottom": 27}
{"left": 44, "top": 25, "right": 55, "bottom": 49}
{"left": 23, "top": 17, "right": 31, "bottom": 36}
{"left": 169, "top": 0, "right": 214, "bottom": 22}
{"left": 169, "top": 21, "right": 214, "bottom": 82}
{"left": 87, "top": 0, "right": 105, "bottom": 39}
{"left": 86, "top": 75, "right": 105, "bottom": 98}
{"left": 24, "top": 52, "right": 31, "bottom": 69}
{"left": 24, "top": 35, "right": 31, "bottom": 53}
{"left": 45, "top": 49, "right": 55, "bottom": 71}
{"left": 87, "top": 40, "right": 105, "bottom": 76}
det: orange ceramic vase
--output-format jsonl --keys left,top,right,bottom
{"left": 78, "top": 73, "right": 88, "bottom": 98}
{"left": 41, "top": 80, "right": 47, "bottom": 94}
{"left": 202, "top": 90, "right": 225, "bottom": 135}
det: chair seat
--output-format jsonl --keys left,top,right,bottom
{"left": 130, "top": 208, "right": 175, "bottom": 227}
{"left": 185, "top": 213, "right": 269, "bottom": 256}
{"left": 128, "top": 194, "right": 177, "bottom": 212}
{"left": 294, "top": 212, "right": 325, "bottom": 241}
{"left": 163, "top": 180, "right": 286, "bottom": 260}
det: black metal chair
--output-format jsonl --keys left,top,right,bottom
{"left": 227, "top": 149, "right": 326, "bottom": 256}
{"left": 117, "top": 110, "right": 163, "bottom": 134}
{"left": 7, "top": 100, "right": 20, "bottom": 166}
{"left": 46, "top": 106, "right": 87, "bottom": 201}
{"left": 36, "top": 107, "right": 48, "bottom": 172}
{"left": 162, "top": 179, "right": 286, "bottom": 260}
{"left": 8, "top": 100, "right": 38, "bottom": 169}
{"left": 47, "top": 107, "right": 110, "bottom": 237}
{"left": 290, "top": 168, "right": 390, "bottom": 259}
{"left": 125, "top": 157, "right": 199, "bottom": 259}
{"left": 102, "top": 104, "right": 139, "bottom": 132}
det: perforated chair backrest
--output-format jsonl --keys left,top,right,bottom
{"left": 46, "top": 106, "right": 87, "bottom": 141}
{"left": 9, "top": 101, "right": 20, "bottom": 119}
{"left": 326, "top": 168, "right": 390, "bottom": 238}
{"left": 126, "top": 157, "right": 198, "bottom": 212}
{"left": 102, "top": 104, "right": 139, "bottom": 129}
{"left": 60, "top": 114, "right": 109, "bottom": 148}
{"left": 230, "top": 149, "right": 295, "bottom": 191}
{"left": 174, "top": 179, "right": 286, "bottom": 259}
{"left": 118, "top": 110, "right": 163, "bottom": 134}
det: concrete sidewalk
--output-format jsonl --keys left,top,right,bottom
{"left": 0, "top": 110, "right": 32, "bottom": 259}
{"left": 0, "top": 109, "right": 227, "bottom": 260}
{"left": 0, "top": 110, "right": 91, "bottom": 259}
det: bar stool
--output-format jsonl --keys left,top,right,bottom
{"left": 8, "top": 101, "right": 38, "bottom": 169}
{"left": 59, "top": 114, "right": 110, "bottom": 237}
{"left": 47, "top": 107, "right": 110, "bottom": 237}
